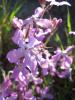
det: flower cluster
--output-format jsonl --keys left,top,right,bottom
{"left": 0, "top": 0, "right": 74, "bottom": 100}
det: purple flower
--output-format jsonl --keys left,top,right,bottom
{"left": 5, "top": 2, "right": 74, "bottom": 99}
{"left": 50, "top": 47, "right": 74, "bottom": 79}
{"left": 64, "top": 45, "right": 75, "bottom": 53}
{"left": 27, "top": 36, "right": 42, "bottom": 49}
{"left": 12, "top": 29, "right": 27, "bottom": 48}
{"left": 24, "top": 89, "right": 36, "bottom": 100}
{"left": 36, "top": 18, "right": 62, "bottom": 30}
{"left": 11, "top": 66, "right": 30, "bottom": 86}
{"left": 12, "top": 17, "right": 23, "bottom": 29}
{"left": 12, "top": 29, "right": 42, "bottom": 49}
{"left": 5, "top": 92, "right": 18, "bottom": 100}
{"left": 32, "top": 7, "right": 44, "bottom": 18}
{"left": 38, "top": 86, "right": 53, "bottom": 100}
{"left": 7, "top": 48, "right": 24, "bottom": 63}
{"left": 0, "top": 76, "right": 17, "bottom": 100}
{"left": 56, "top": 69, "right": 72, "bottom": 79}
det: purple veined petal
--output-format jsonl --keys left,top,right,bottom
{"left": 24, "top": 52, "right": 39, "bottom": 75}
{"left": 6, "top": 92, "right": 17, "bottom": 100}
{"left": 12, "top": 69, "right": 27, "bottom": 89}
{"left": 54, "top": 47, "right": 62, "bottom": 54}
{"left": 0, "top": 96, "right": 5, "bottom": 100}
{"left": 36, "top": 35, "right": 45, "bottom": 41}
{"left": 6, "top": 48, "right": 24, "bottom": 63}
{"left": 28, "top": 28, "right": 36, "bottom": 36}
{"left": 35, "top": 86, "right": 41, "bottom": 94}
{"left": 61, "top": 55, "right": 73, "bottom": 69}
{"left": 33, "top": 77, "right": 43, "bottom": 85}
{"left": 34, "top": 7, "right": 43, "bottom": 15}
{"left": 21, "top": 66, "right": 30, "bottom": 80}
{"left": 24, "top": 90, "right": 36, "bottom": 100}
{"left": 65, "top": 55, "right": 73, "bottom": 65}
{"left": 40, "top": 86, "right": 54, "bottom": 100}
{"left": 39, "top": 58, "right": 49, "bottom": 69}
{"left": 34, "top": 29, "right": 45, "bottom": 41}
{"left": 42, "top": 68, "right": 48, "bottom": 76}
{"left": 37, "top": 52, "right": 45, "bottom": 61}
{"left": 20, "top": 66, "right": 38, "bottom": 82}
{"left": 18, "top": 66, "right": 31, "bottom": 83}
{"left": 12, "top": 29, "right": 26, "bottom": 47}
{"left": 49, "top": 65, "right": 56, "bottom": 76}
{"left": 27, "top": 36, "right": 42, "bottom": 49}
{"left": 12, "top": 17, "right": 23, "bottom": 29}
{"left": 11, "top": 67, "right": 20, "bottom": 79}
{"left": 2, "top": 79, "right": 12, "bottom": 91}
{"left": 0, "top": 85, "right": 12, "bottom": 99}
{"left": 6, "top": 97, "right": 16, "bottom": 100}
{"left": 56, "top": 18, "right": 62, "bottom": 25}
{"left": 30, "top": 56, "right": 37, "bottom": 73}
{"left": 7, "top": 49, "right": 18, "bottom": 63}
{"left": 48, "top": 59, "right": 57, "bottom": 75}
{"left": 41, "top": 93, "right": 54, "bottom": 100}
{"left": 23, "top": 17, "right": 33, "bottom": 27}
{"left": 25, "top": 89, "right": 32, "bottom": 98}
{"left": 35, "top": 28, "right": 51, "bottom": 41}
{"left": 64, "top": 45, "right": 75, "bottom": 53}
{"left": 32, "top": 7, "right": 43, "bottom": 18}
{"left": 12, "top": 67, "right": 29, "bottom": 85}
{"left": 18, "top": 71, "right": 28, "bottom": 85}
{"left": 40, "top": 86, "right": 49, "bottom": 95}
{"left": 36, "top": 19, "right": 53, "bottom": 28}
{"left": 56, "top": 68, "right": 72, "bottom": 79}
{"left": 51, "top": 53, "right": 61, "bottom": 63}
{"left": 44, "top": 28, "right": 51, "bottom": 34}
{"left": 23, "top": 52, "right": 37, "bottom": 74}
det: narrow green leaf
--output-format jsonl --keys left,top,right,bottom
{"left": 9, "top": 4, "right": 22, "bottom": 21}
{"left": 55, "top": 34, "right": 64, "bottom": 50}
{"left": 67, "top": 7, "right": 71, "bottom": 32}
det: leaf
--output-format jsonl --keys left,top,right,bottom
{"left": 67, "top": 7, "right": 71, "bottom": 32}
{"left": 55, "top": 34, "right": 64, "bottom": 50}
{"left": 9, "top": 4, "right": 22, "bottom": 21}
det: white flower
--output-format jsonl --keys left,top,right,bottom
{"left": 69, "top": 31, "right": 75, "bottom": 35}
{"left": 46, "top": 0, "right": 71, "bottom": 6}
